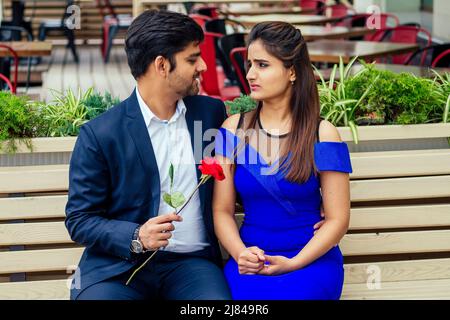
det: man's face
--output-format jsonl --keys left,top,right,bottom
{"left": 167, "top": 42, "right": 207, "bottom": 97}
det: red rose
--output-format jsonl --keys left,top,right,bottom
{"left": 198, "top": 157, "right": 225, "bottom": 181}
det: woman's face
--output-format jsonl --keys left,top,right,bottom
{"left": 246, "top": 39, "right": 295, "bottom": 101}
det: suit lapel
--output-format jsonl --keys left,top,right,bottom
{"left": 185, "top": 99, "right": 207, "bottom": 216}
{"left": 125, "top": 90, "right": 160, "bottom": 218}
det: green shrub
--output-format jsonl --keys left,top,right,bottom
{"left": 40, "top": 88, "right": 93, "bottom": 137}
{"left": 345, "top": 63, "right": 449, "bottom": 125}
{"left": 315, "top": 57, "right": 377, "bottom": 143}
{"left": 225, "top": 94, "right": 257, "bottom": 115}
{"left": 84, "top": 91, "right": 120, "bottom": 120}
{"left": 1, "top": 88, "right": 122, "bottom": 153}
{"left": 0, "top": 91, "right": 43, "bottom": 153}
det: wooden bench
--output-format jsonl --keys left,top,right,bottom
{"left": 1, "top": 125, "right": 450, "bottom": 299}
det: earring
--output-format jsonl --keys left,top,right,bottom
{"left": 291, "top": 80, "right": 295, "bottom": 85}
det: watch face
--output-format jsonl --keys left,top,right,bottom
{"left": 131, "top": 240, "right": 143, "bottom": 253}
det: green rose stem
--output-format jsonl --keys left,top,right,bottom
{"left": 126, "top": 174, "right": 211, "bottom": 286}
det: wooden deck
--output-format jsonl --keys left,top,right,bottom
{"left": 40, "top": 44, "right": 135, "bottom": 102}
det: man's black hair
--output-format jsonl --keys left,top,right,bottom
{"left": 125, "top": 10, "right": 204, "bottom": 80}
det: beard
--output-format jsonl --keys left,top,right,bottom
{"left": 170, "top": 71, "right": 200, "bottom": 97}
{"left": 185, "top": 78, "right": 200, "bottom": 96}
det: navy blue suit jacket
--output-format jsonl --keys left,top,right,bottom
{"left": 65, "top": 90, "right": 227, "bottom": 299}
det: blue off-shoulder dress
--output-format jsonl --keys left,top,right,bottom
{"left": 214, "top": 122, "right": 353, "bottom": 300}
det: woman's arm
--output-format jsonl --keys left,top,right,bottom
{"left": 290, "top": 120, "right": 350, "bottom": 269}
{"left": 213, "top": 114, "right": 244, "bottom": 261}
{"left": 213, "top": 153, "right": 246, "bottom": 262}
{"left": 289, "top": 171, "right": 350, "bottom": 270}
{"left": 213, "top": 115, "right": 265, "bottom": 274}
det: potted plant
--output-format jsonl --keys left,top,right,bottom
{"left": 0, "top": 88, "right": 120, "bottom": 166}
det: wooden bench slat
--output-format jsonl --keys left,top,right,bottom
{"left": 1, "top": 277, "right": 449, "bottom": 300}
{"left": 235, "top": 215, "right": 450, "bottom": 255}
{"left": 6, "top": 222, "right": 449, "bottom": 256}
{"left": 1, "top": 211, "right": 448, "bottom": 254}
{"left": 0, "top": 195, "right": 67, "bottom": 221}
{"left": 340, "top": 230, "right": 450, "bottom": 256}
{"left": 0, "top": 248, "right": 83, "bottom": 274}
{"left": 341, "top": 278, "right": 450, "bottom": 300}
{"left": 338, "top": 123, "right": 450, "bottom": 142}
{"left": 2, "top": 245, "right": 449, "bottom": 287}
{"left": 349, "top": 204, "right": 450, "bottom": 230}
{"left": 236, "top": 204, "right": 450, "bottom": 230}
{"left": 350, "top": 150, "right": 450, "bottom": 179}
{"left": 0, "top": 165, "right": 68, "bottom": 194}
{"left": 350, "top": 148, "right": 449, "bottom": 157}
{"left": 350, "top": 175, "right": 450, "bottom": 202}
{"left": 2, "top": 160, "right": 450, "bottom": 197}
{"left": 0, "top": 222, "right": 73, "bottom": 246}
{"left": 344, "top": 258, "right": 450, "bottom": 284}
{"left": 0, "top": 279, "right": 70, "bottom": 300}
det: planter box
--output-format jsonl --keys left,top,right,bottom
{"left": 0, "top": 137, "right": 76, "bottom": 167}
{"left": 1, "top": 123, "right": 449, "bottom": 166}
{"left": 338, "top": 123, "right": 450, "bottom": 152}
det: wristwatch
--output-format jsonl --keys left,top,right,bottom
{"left": 130, "top": 225, "right": 144, "bottom": 254}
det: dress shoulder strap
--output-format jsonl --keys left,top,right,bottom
{"left": 236, "top": 112, "right": 245, "bottom": 130}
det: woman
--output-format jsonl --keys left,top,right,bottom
{"left": 213, "top": 21, "right": 352, "bottom": 300}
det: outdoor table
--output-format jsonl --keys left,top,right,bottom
{"left": 235, "top": 13, "right": 344, "bottom": 27}
{"left": 245, "top": 25, "right": 375, "bottom": 41}
{"left": 224, "top": 6, "right": 314, "bottom": 16}
{"left": 297, "top": 25, "right": 375, "bottom": 41}
{"left": 307, "top": 40, "right": 419, "bottom": 63}
{"left": 0, "top": 41, "right": 53, "bottom": 57}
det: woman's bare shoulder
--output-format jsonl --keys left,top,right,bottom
{"left": 318, "top": 119, "right": 342, "bottom": 142}
{"left": 221, "top": 114, "right": 241, "bottom": 134}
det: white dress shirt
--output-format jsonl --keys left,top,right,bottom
{"left": 136, "top": 87, "right": 209, "bottom": 253}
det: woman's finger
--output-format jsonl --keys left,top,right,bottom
{"left": 243, "top": 252, "right": 260, "bottom": 263}
{"left": 238, "top": 260, "right": 261, "bottom": 269}
{"left": 314, "top": 220, "right": 324, "bottom": 230}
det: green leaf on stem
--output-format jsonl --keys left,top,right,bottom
{"left": 163, "top": 192, "right": 173, "bottom": 207}
{"left": 171, "top": 192, "right": 186, "bottom": 208}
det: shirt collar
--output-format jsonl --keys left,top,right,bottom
{"left": 135, "top": 86, "right": 187, "bottom": 128}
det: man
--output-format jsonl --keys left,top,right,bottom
{"left": 65, "top": 10, "right": 231, "bottom": 300}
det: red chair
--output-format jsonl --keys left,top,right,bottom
{"left": 0, "top": 73, "right": 14, "bottom": 92}
{"left": 0, "top": 44, "right": 19, "bottom": 94}
{"left": 404, "top": 44, "right": 450, "bottom": 66}
{"left": 319, "top": 4, "right": 353, "bottom": 17}
{"left": 319, "top": 4, "right": 354, "bottom": 26}
{"left": 189, "top": 14, "right": 211, "bottom": 29}
{"left": 298, "top": 0, "right": 325, "bottom": 15}
{"left": 199, "top": 32, "right": 241, "bottom": 101}
{"left": 230, "top": 47, "right": 250, "bottom": 94}
{"left": 298, "top": 0, "right": 325, "bottom": 14}
{"left": 369, "top": 26, "right": 432, "bottom": 65}
{"left": 432, "top": 49, "right": 450, "bottom": 68}
{"left": 97, "top": 0, "right": 132, "bottom": 63}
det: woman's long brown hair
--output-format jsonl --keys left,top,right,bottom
{"left": 245, "top": 21, "right": 321, "bottom": 183}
